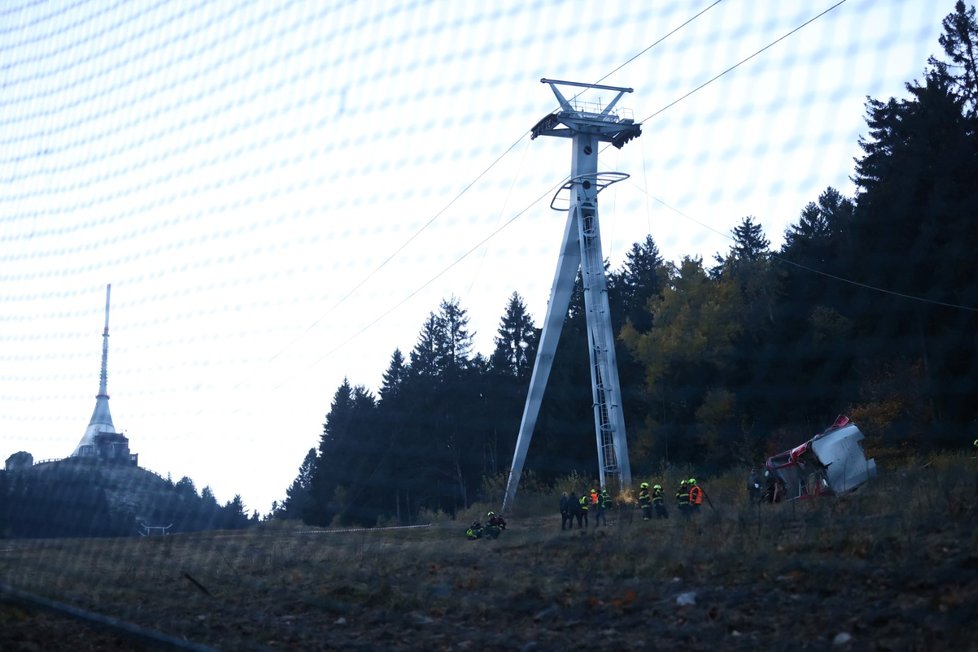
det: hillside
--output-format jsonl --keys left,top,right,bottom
{"left": 1, "top": 453, "right": 975, "bottom": 650}
{"left": 28, "top": 459, "right": 171, "bottom": 513}
{"left": 0, "top": 459, "right": 247, "bottom": 538}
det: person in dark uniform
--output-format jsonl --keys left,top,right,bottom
{"left": 560, "top": 492, "right": 574, "bottom": 531}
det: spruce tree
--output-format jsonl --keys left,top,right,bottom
{"left": 848, "top": 3, "right": 978, "bottom": 442}
{"left": 490, "top": 292, "right": 537, "bottom": 379}
{"left": 278, "top": 448, "right": 317, "bottom": 520}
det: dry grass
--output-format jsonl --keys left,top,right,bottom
{"left": 1, "top": 453, "right": 977, "bottom": 650}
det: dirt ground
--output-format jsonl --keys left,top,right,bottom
{"left": 1, "top": 493, "right": 976, "bottom": 652}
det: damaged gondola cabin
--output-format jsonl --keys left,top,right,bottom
{"left": 763, "top": 416, "right": 877, "bottom": 502}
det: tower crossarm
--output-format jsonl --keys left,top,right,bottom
{"left": 531, "top": 79, "right": 642, "bottom": 148}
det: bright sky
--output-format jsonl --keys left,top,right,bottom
{"left": 0, "top": 0, "right": 954, "bottom": 515}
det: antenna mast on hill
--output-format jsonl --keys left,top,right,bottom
{"left": 73, "top": 284, "right": 115, "bottom": 456}
{"left": 502, "top": 79, "right": 642, "bottom": 511}
{"left": 71, "top": 284, "right": 137, "bottom": 465}
{"left": 79, "top": 284, "right": 116, "bottom": 446}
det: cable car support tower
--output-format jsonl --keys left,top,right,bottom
{"left": 503, "top": 79, "right": 642, "bottom": 512}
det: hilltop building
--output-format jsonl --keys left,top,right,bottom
{"left": 4, "top": 451, "right": 33, "bottom": 471}
{"left": 72, "top": 284, "right": 138, "bottom": 466}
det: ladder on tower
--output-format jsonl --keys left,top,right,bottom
{"left": 577, "top": 199, "right": 622, "bottom": 490}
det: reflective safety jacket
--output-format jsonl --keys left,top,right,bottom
{"left": 578, "top": 495, "right": 589, "bottom": 511}
{"left": 689, "top": 484, "right": 703, "bottom": 506}
{"left": 652, "top": 487, "right": 664, "bottom": 505}
{"left": 600, "top": 490, "right": 612, "bottom": 509}
{"left": 638, "top": 488, "right": 651, "bottom": 506}
{"left": 676, "top": 482, "right": 690, "bottom": 506}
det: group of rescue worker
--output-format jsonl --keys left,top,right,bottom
{"left": 466, "top": 510, "right": 508, "bottom": 540}
{"left": 638, "top": 478, "right": 704, "bottom": 520}
{"left": 556, "top": 478, "right": 705, "bottom": 529}
{"left": 465, "top": 433, "right": 976, "bottom": 539}
{"left": 559, "top": 486, "right": 613, "bottom": 530}
{"left": 467, "top": 477, "right": 708, "bottom": 538}
{"left": 637, "top": 481, "right": 667, "bottom": 520}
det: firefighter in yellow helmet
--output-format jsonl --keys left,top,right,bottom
{"left": 676, "top": 478, "right": 690, "bottom": 518}
{"left": 486, "top": 511, "right": 506, "bottom": 538}
{"left": 652, "top": 483, "right": 668, "bottom": 519}
{"left": 638, "top": 482, "right": 652, "bottom": 520}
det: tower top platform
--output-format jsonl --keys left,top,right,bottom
{"left": 531, "top": 78, "right": 642, "bottom": 148}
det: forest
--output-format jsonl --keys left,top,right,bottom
{"left": 276, "top": 2, "right": 978, "bottom": 527}
{"left": 0, "top": 459, "right": 254, "bottom": 538}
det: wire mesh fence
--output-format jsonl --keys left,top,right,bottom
{"left": 1, "top": 1, "right": 974, "bottom": 647}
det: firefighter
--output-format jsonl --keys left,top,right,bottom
{"left": 601, "top": 486, "right": 613, "bottom": 516}
{"left": 560, "top": 491, "right": 574, "bottom": 531}
{"left": 591, "top": 487, "right": 607, "bottom": 527}
{"left": 486, "top": 511, "right": 506, "bottom": 538}
{"left": 638, "top": 482, "right": 652, "bottom": 520}
{"left": 488, "top": 511, "right": 506, "bottom": 530}
{"left": 652, "top": 483, "right": 668, "bottom": 519}
{"left": 466, "top": 520, "right": 483, "bottom": 540}
{"left": 576, "top": 493, "right": 589, "bottom": 529}
{"left": 688, "top": 478, "right": 704, "bottom": 514}
{"left": 676, "top": 478, "right": 690, "bottom": 518}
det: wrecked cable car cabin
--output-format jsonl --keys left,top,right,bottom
{"left": 764, "top": 416, "right": 877, "bottom": 502}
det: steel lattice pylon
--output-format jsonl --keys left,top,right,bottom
{"left": 502, "top": 79, "right": 642, "bottom": 512}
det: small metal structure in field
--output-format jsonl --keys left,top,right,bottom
{"left": 137, "top": 521, "right": 173, "bottom": 536}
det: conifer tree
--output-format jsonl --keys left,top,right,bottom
{"left": 305, "top": 379, "right": 355, "bottom": 525}
{"left": 490, "top": 292, "right": 537, "bottom": 379}
{"left": 849, "top": 6, "right": 978, "bottom": 440}
{"left": 410, "top": 314, "right": 443, "bottom": 379}
{"left": 379, "top": 349, "right": 408, "bottom": 402}
{"left": 278, "top": 448, "right": 317, "bottom": 520}
{"left": 437, "top": 296, "right": 474, "bottom": 379}
{"left": 610, "top": 234, "right": 666, "bottom": 333}
{"left": 930, "top": 1, "right": 978, "bottom": 116}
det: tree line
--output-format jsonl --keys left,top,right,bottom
{"left": 0, "top": 461, "right": 254, "bottom": 538}
{"left": 275, "top": 2, "right": 978, "bottom": 526}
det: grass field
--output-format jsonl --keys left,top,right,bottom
{"left": 1, "top": 453, "right": 976, "bottom": 651}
